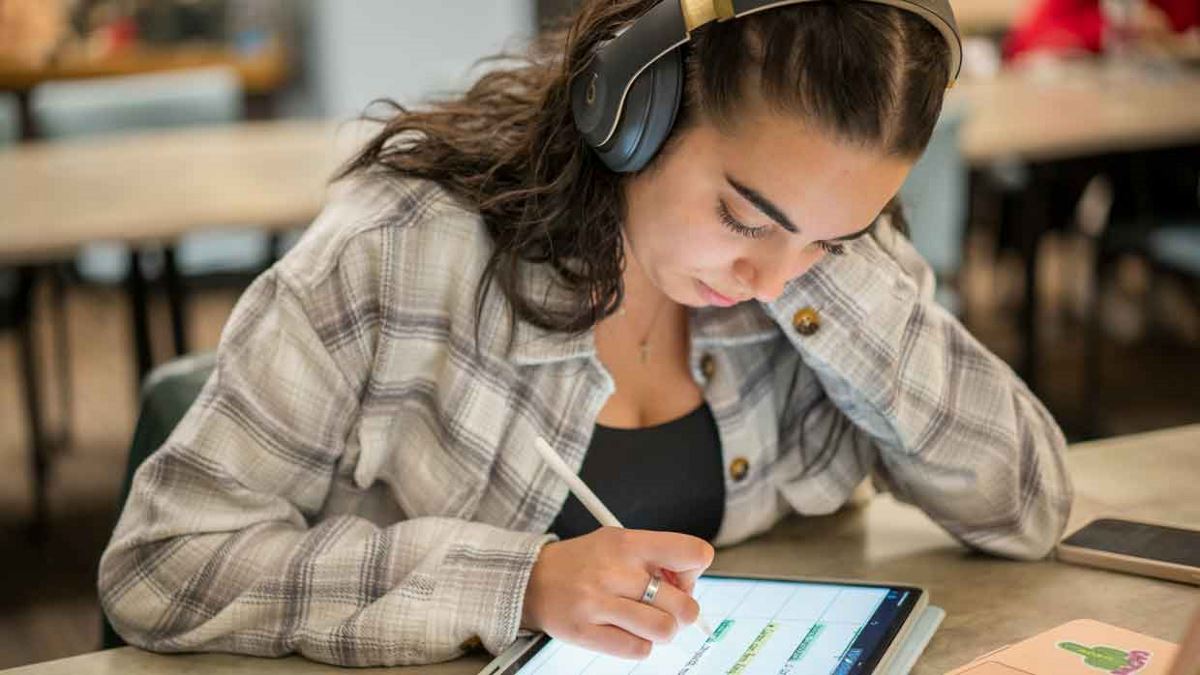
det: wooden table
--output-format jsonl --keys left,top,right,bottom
{"left": 4, "top": 424, "right": 1197, "bottom": 675}
{"left": 957, "top": 64, "right": 1200, "bottom": 165}
{"left": 0, "top": 115, "right": 366, "bottom": 372}
{"left": 0, "top": 117, "right": 370, "bottom": 366}
{"left": 0, "top": 119, "right": 365, "bottom": 264}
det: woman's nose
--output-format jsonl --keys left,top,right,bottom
{"left": 735, "top": 249, "right": 819, "bottom": 303}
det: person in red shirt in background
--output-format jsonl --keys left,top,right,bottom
{"left": 1004, "top": 0, "right": 1198, "bottom": 59}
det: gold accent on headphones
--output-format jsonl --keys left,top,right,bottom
{"left": 681, "top": 0, "right": 715, "bottom": 30}
{"left": 713, "top": 0, "right": 736, "bottom": 20}
{"left": 682, "top": 0, "right": 735, "bottom": 31}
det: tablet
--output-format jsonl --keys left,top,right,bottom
{"left": 482, "top": 573, "right": 929, "bottom": 675}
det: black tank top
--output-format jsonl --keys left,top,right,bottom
{"left": 549, "top": 402, "right": 725, "bottom": 542}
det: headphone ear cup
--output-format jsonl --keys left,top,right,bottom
{"left": 594, "top": 47, "right": 683, "bottom": 173}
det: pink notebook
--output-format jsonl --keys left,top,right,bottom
{"left": 946, "top": 619, "right": 1179, "bottom": 675}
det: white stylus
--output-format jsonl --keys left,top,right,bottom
{"left": 533, "top": 436, "right": 716, "bottom": 638}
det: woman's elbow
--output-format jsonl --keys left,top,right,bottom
{"left": 972, "top": 487, "right": 1073, "bottom": 561}
{"left": 998, "top": 414, "right": 1074, "bottom": 559}
{"left": 98, "top": 544, "right": 177, "bottom": 650}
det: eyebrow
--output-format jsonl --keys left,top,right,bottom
{"left": 726, "top": 174, "right": 799, "bottom": 234}
{"left": 726, "top": 173, "right": 878, "bottom": 242}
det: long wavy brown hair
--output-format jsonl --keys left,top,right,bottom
{"left": 338, "top": 0, "right": 951, "bottom": 339}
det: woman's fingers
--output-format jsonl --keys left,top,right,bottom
{"left": 571, "top": 624, "right": 653, "bottom": 660}
{"left": 521, "top": 528, "right": 715, "bottom": 661}
{"left": 572, "top": 582, "right": 701, "bottom": 660}
{"left": 598, "top": 596, "right": 682, "bottom": 644}
{"left": 620, "top": 530, "right": 715, "bottom": 575}
{"left": 606, "top": 569, "right": 701, "bottom": 632}
{"left": 663, "top": 568, "right": 700, "bottom": 595}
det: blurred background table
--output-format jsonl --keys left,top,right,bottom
{"left": 958, "top": 65, "right": 1200, "bottom": 163}
{"left": 0, "top": 119, "right": 358, "bottom": 264}
{"left": 4, "top": 424, "right": 1196, "bottom": 675}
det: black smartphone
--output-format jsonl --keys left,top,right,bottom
{"left": 1057, "top": 517, "right": 1200, "bottom": 585}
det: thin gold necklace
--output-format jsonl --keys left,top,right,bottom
{"left": 619, "top": 294, "right": 670, "bottom": 364}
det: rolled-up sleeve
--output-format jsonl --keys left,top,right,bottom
{"left": 99, "top": 219, "right": 552, "bottom": 666}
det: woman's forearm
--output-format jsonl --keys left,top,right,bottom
{"left": 769, "top": 228, "right": 1072, "bottom": 559}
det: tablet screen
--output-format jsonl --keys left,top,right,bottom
{"left": 503, "top": 576, "right": 920, "bottom": 675}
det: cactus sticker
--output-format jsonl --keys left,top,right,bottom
{"left": 1057, "top": 641, "right": 1152, "bottom": 674}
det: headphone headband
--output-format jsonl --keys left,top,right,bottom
{"left": 573, "top": 0, "right": 962, "bottom": 151}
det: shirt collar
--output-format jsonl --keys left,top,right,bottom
{"left": 690, "top": 301, "right": 781, "bottom": 347}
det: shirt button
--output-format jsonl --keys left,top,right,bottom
{"left": 729, "top": 457, "right": 750, "bottom": 482}
{"left": 700, "top": 353, "right": 716, "bottom": 381}
{"left": 792, "top": 307, "right": 821, "bottom": 336}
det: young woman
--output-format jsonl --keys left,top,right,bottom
{"left": 100, "top": 0, "right": 1072, "bottom": 667}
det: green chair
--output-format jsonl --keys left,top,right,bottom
{"left": 102, "top": 352, "right": 216, "bottom": 649}
{"left": 0, "top": 92, "right": 17, "bottom": 144}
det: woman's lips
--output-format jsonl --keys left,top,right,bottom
{"left": 696, "top": 279, "right": 740, "bottom": 307}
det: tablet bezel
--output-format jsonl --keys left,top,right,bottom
{"left": 481, "top": 573, "right": 929, "bottom": 675}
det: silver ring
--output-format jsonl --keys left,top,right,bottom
{"left": 640, "top": 575, "right": 662, "bottom": 605}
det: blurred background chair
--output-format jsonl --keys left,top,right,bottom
{"left": 899, "top": 103, "right": 969, "bottom": 315}
{"left": 0, "top": 92, "right": 16, "bottom": 144}
{"left": 1148, "top": 226, "right": 1200, "bottom": 278}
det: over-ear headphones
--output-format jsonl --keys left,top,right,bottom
{"left": 570, "top": 0, "right": 962, "bottom": 173}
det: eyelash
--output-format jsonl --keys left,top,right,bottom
{"left": 819, "top": 241, "right": 846, "bottom": 256}
{"left": 717, "top": 200, "right": 846, "bottom": 255}
{"left": 717, "top": 201, "right": 769, "bottom": 240}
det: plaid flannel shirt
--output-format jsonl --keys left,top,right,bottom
{"left": 99, "top": 173, "right": 1072, "bottom": 666}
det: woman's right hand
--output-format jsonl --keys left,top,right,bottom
{"left": 520, "top": 527, "right": 715, "bottom": 659}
